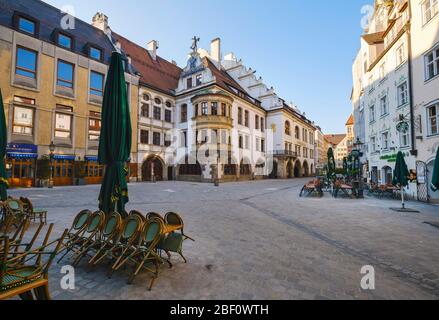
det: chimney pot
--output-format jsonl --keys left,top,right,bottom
{"left": 92, "top": 12, "right": 108, "bottom": 32}
{"left": 147, "top": 40, "right": 159, "bottom": 61}
{"left": 210, "top": 38, "right": 221, "bottom": 66}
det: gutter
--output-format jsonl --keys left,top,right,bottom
{"left": 407, "top": 0, "right": 417, "bottom": 156}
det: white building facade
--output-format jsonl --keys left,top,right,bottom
{"left": 352, "top": 0, "right": 439, "bottom": 202}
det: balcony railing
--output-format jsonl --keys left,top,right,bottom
{"left": 270, "top": 150, "right": 297, "bottom": 157}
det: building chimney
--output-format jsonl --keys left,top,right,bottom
{"left": 92, "top": 13, "right": 108, "bottom": 32}
{"left": 210, "top": 38, "right": 221, "bottom": 65}
{"left": 147, "top": 40, "right": 159, "bottom": 61}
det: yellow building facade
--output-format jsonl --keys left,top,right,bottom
{"left": 0, "top": 1, "right": 139, "bottom": 187}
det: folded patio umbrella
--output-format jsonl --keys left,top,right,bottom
{"left": 0, "top": 88, "right": 8, "bottom": 201}
{"left": 98, "top": 52, "right": 132, "bottom": 216}
{"left": 393, "top": 151, "right": 409, "bottom": 210}
{"left": 431, "top": 147, "right": 439, "bottom": 192}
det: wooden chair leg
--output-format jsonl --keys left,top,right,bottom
{"left": 19, "top": 291, "right": 35, "bottom": 300}
{"left": 34, "top": 284, "right": 51, "bottom": 300}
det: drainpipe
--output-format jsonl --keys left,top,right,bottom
{"left": 407, "top": 0, "right": 417, "bottom": 157}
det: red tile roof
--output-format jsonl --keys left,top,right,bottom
{"left": 346, "top": 114, "right": 354, "bottom": 126}
{"left": 112, "top": 33, "right": 182, "bottom": 95}
{"left": 324, "top": 134, "right": 346, "bottom": 147}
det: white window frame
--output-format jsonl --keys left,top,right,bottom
{"left": 425, "top": 44, "right": 439, "bottom": 81}
{"left": 399, "top": 127, "right": 410, "bottom": 148}
{"left": 369, "top": 104, "right": 376, "bottom": 123}
{"left": 381, "top": 131, "right": 390, "bottom": 151}
{"left": 380, "top": 95, "right": 388, "bottom": 116}
{"left": 427, "top": 103, "right": 439, "bottom": 136}
{"left": 397, "top": 82, "right": 408, "bottom": 107}
{"left": 422, "top": 0, "right": 439, "bottom": 25}
{"left": 396, "top": 44, "right": 406, "bottom": 66}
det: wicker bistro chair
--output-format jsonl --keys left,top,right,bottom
{"left": 113, "top": 218, "right": 164, "bottom": 290}
{"left": 90, "top": 215, "right": 143, "bottom": 275}
{"left": 156, "top": 212, "right": 194, "bottom": 264}
{"left": 2, "top": 199, "right": 28, "bottom": 232}
{"left": 164, "top": 212, "right": 195, "bottom": 242}
{"left": 0, "top": 225, "right": 68, "bottom": 300}
{"left": 57, "top": 210, "right": 101, "bottom": 264}
{"left": 72, "top": 212, "right": 122, "bottom": 267}
{"left": 20, "top": 198, "right": 48, "bottom": 225}
{"left": 146, "top": 212, "right": 164, "bottom": 221}
{"left": 130, "top": 210, "right": 146, "bottom": 223}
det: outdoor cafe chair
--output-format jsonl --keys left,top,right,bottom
{"left": 90, "top": 214, "right": 143, "bottom": 275}
{"left": 3, "top": 199, "right": 28, "bottom": 231}
{"left": 72, "top": 212, "right": 122, "bottom": 267}
{"left": 113, "top": 217, "right": 164, "bottom": 290}
{"left": 164, "top": 212, "right": 195, "bottom": 242}
{"left": 62, "top": 211, "right": 104, "bottom": 263}
{"left": 146, "top": 212, "right": 164, "bottom": 221}
{"left": 57, "top": 210, "right": 97, "bottom": 264}
{"left": 129, "top": 210, "right": 146, "bottom": 223}
{"left": 20, "top": 197, "right": 48, "bottom": 225}
{"left": 0, "top": 225, "right": 68, "bottom": 300}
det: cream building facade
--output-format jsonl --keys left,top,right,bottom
{"left": 352, "top": 0, "right": 439, "bottom": 202}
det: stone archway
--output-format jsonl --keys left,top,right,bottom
{"left": 142, "top": 156, "right": 164, "bottom": 181}
{"left": 303, "top": 161, "right": 310, "bottom": 177}
{"left": 287, "top": 160, "right": 293, "bottom": 179}
{"left": 294, "top": 160, "right": 302, "bottom": 178}
{"left": 382, "top": 166, "right": 392, "bottom": 185}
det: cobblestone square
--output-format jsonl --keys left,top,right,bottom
{"left": 8, "top": 179, "right": 439, "bottom": 300}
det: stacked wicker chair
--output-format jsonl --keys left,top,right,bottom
{"left": 0, "top": 221, "right": 68, "bottom": 300}
{"left": 58, "top": 209, "right": 194, "bottom": 291}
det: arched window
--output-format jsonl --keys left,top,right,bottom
{"left": 285, "top": 121, "right": 291, "bottom": 135}
{"left": 295, "top": 126, "right": 300, "bottom": 139}
{"left": 154, "top": 98, "right": 162, "bottom": 105}
{"left": 181, "top": 104, "right": 188, "bottom": 123}
{"left": 165, "top": 101, "right": 172, "bottom": 108}
{"left": 142, "top": 94, "right": 150, "bottom": 101}
{"left": 141, "top": 103, "right": 149, "bottom": 118}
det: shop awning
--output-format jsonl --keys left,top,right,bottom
{"left": 53, "top": 155, "right": 76, "bottom": 161}
{"left": 7, "top": 152, "right": 38, "bottom": 159}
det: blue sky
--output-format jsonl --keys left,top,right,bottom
{"left": 44, "top": 0, "right": 372, "bottom": 133}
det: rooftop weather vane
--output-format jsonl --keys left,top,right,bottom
{"left": 191, "top": 36, "right": 200, "bottom": 54}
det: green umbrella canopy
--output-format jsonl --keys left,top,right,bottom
{"left": 98, "top": 52, "right": 132, "bottom": 215}
{"left": 431, "top": 147, "right": 439, "bottom": 192}
{"left": 0, "top": 88, "right": 8, "bottom": 201}
{"left": 392, "top": 152, "right": 409, "bottom": 187}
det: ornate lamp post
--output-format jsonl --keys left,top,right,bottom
{"left": 352, "top": 137, "right": 365, "bottom": 198}
{"left": 49, "top": 141, "right": 55, "bottom": 189}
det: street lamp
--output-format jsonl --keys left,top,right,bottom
{"left": 49, "top": 141, "right": 55, "bottom": 189}
{"left": 352, "top": 137, "right": 365, "bottom": 198}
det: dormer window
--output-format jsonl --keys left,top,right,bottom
{"left": 18, "top": 17, "right": 36, "bottom": 35}
{"left": 13, "top": 12, "right": 39, "bottom": 37}
{"left": 187, "top": 78, "right": 193, "bottom": 89}
{"left": 89, "top": 46, "right": 103, "bottom": 61}
{"left": 57, "top": 33, "right": 73, "bottom": 50}
{"left": 196, "top": 74, "right": 202, "bottom": 86}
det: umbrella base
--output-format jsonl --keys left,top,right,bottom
{"left": 390, "top": 207, "right": 420, "bottom": 213}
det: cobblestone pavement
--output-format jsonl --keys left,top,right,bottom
{"left": 8, "top": 179, "right": 439, "bottom": 300}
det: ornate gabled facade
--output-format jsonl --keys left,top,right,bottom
{"left": 222, "top": 52, "right": 317, "bottom": 179}
{"left": 110, "top": 23, "right": 319, "bottom": 182}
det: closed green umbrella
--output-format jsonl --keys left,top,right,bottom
{"left": 0, "top": 88, "right": 8, "bottom": 201}
{"left": 392, "top": 152, "right": 409, "bottom": 210}
{"left": 431, "top": 147, "right": 439, "bottom": 192}
{"left": 98, "top": 52, "right": 132, "bottom": 216}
